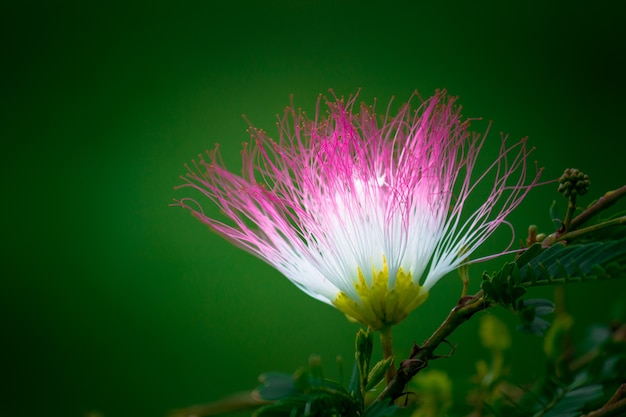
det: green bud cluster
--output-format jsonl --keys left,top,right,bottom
{"left": 557, "top": 168, "right": 590, "bottom": 197}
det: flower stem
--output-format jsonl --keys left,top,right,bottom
{"left": 379, "top": 325, "right": 396, "bottom": 385}
{"left": 563, "top": 195, "right": 577, "bottom": 231}
{"left": 373, "top": 292, "right": 492, "bottom": 404}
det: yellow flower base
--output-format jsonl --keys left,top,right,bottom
{"left": 333, "top": 258, "right": 429, "bottom": 329}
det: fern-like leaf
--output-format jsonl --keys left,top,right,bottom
{"left": 519, "top": 238, "right": 626, "bottom": 286}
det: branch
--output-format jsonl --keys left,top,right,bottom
{"left": 582, "top": 384, "right": 626, "bottom": 417}
{"left": 570, "top": 184, "right": 626, "bottom": 231}
{"left": 372, "top": 291, "right": 492, "bottom": 404}
{"left": 169, "top": 391, "right": 268, "bottom": 417}
{"left": 544, "top": 216, "right": 626, "bottom": 245}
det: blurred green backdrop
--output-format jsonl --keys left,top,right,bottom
{"left": 2, "top": 1, "right": 625, "bottom": 416}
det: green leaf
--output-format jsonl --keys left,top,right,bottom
{"left": 255, "top": 379, "right": 358, "bottom": 417}
{"left": 482, "top": 262, "right": 527, "bottom": 309}
{"left": 515, "top": 243, "right": 545, "bottom": 269}
{"left": 515, "top": 299, "right": 555, "bottom": 336}
{"left": 355, "top": 329, "right": 373, "bottom": 379}
{"left": 510, "top": 285, "right": 527, "bottom": 302}
{"left": 519, "top": 238, "right": 626, "bottom": 285}
{"left": 539, "top": 384, "right": 603, "bottom": 417}
{"left": 362, "top": 402, "right": 397, "bottom": 417}
{"left": 480, "top": 276, "right": 501, "bottom": 303}
{"left": 256, "top": 373, "right": 297, "bottom": 401}
{"left": 254, "top": 396, "right": 308, "bottom": 417}
{"left": 365, "top": 357, "right": 393, "bottom": 391}
{"left": 256, "top": 356, "right": 359, "bottom": 417}
{"left": 347, "top": 358, "right": 360, "bottom": 398}
{"left": 517, "top": 316, "right": 551, "bottom": 336}
{"left": 254, "top": 392, "right": 358, "bottom": 417}
{"left": 483, "top": 259, "right": 557, "bottom": 334}
{"left": 523, "top": 299, "right": 556, "bottom": 317}
{"left": 354, "top": 329, "right": 373, "bottom": 404}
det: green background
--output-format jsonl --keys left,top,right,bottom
{"left": 2, "top": 1, "right": 625, "bottom": 416}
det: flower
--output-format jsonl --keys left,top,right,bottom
{"left": 174, "top": 90, "right": 541, "bottom": 330}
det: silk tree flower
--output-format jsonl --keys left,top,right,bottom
{"left": 174, "top": 90, "right": 541, "bottom": 331}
